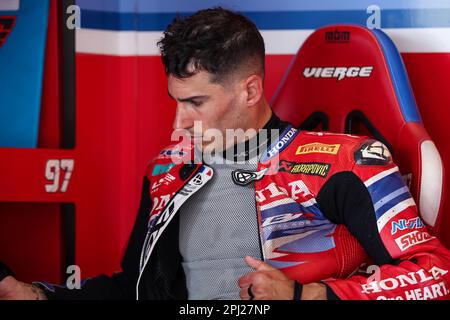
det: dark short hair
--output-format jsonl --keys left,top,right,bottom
{"left": 158, "top": 7, "right": 265, "bottom": 82}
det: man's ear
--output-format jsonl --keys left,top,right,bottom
{"left": 244, "top": 74, "right": 264, "bottom": 107}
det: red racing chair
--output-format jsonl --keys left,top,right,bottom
{"left": 271, "top": 25, "right": 445, "bottom": 234}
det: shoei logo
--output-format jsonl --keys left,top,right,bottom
{"left": 0, "top": 16, "right": 16, "bottom": 48}
{"left": 296, "top": 143, "right": 340, "bottom": 155}
{"left": 325, "top": 29, "right": 350, "bottom": 43}
{"left": 303, "top": 66, "right": 373, "bottom": 81}
{"left": 395, "top": 230, "right": 435, "bottom": 251}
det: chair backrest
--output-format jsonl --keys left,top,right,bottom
{"left": 271, "top": 24, "right": 445, "bottom": 234}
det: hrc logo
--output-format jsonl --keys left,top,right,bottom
{"left": 0, "top": 17, "right": 16, "bottom": 48}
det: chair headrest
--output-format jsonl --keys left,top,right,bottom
{"left": 272, "top": 24, "right": 422, "bottom": 141}
{"left": 271, "top": 25, "right": 444, "bottom": 232}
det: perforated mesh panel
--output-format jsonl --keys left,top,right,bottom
{"left": 179, "top": 154, "right": 262, "bottom": 300}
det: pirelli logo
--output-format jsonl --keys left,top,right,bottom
{"left": 279, "top": 161, "right": 331, "bottom": 177}
{"left": 296, "top": 143, "right": 341, "bottom": 155}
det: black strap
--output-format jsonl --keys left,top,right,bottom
{"left": 293, "top": 281, "right": 303, "bottom": 300}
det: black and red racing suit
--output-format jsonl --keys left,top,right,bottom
{"left": 36, "top": 113, "right": 450, "bottom": 300}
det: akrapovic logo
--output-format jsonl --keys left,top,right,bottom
{"left": 278, "top": 161, "right": 331, "bottom": 178}
{"left": 303, "top": 66, "right": 373, "bottom": 81}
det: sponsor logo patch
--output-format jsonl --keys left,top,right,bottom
{"left": 151, "top": 163, "right": 175, "bottom": 176}
{"left": 395, "top": 230, "right": 435, "bottom": 251}
{"left": 355, "top": 140, "right": 392, "bottom": 165}
{"left": 263, "top": 126, "right": 298, "bottom": 161}
{"left": 303, "top": 66, "right": 373, "bottom": 81}
{"left": 262, "top": 213, "right": 304, "bottom": 228}
{"left": 361, "top": 266, "right": 448, "bottom": 295}
{"left": 391, "top": 217, "right": 424, "bottom": 235}
{"left": 231, "top": 168, "right": 269, "bottom": 186}
{"left": 325, "top": 29, "right": 350, "bottom": 43}
{"left": 279, "top": 160, "right": 331, "bottom": 177}
{"left": 296, "top": 143, "right": 340, "bottom": 155}
{"left": 179, "top": 167, "right": 213, "bottom": 195}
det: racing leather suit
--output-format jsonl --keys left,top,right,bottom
{"left": 37, "top": 113, "right": 450, "bottom": 300}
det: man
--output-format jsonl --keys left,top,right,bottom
{"left": 1, "top": 7, "right": 450, "bottom": 300}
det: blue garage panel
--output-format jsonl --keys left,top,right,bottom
{"left": 0, "top": 0, "right": 50, "bottom": 148}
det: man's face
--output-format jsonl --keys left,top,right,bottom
{"left": 168, "top": 70, "right": 247, "bottom": 151}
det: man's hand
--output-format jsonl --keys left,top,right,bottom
{"left": 0, "top": 276, "right": 47, "bottom": 300}
{"left": 238, "top": 256, "right": 327, "bottom": 300}
{"left": 238, "top": 256, "right": 295, "bottom": 300}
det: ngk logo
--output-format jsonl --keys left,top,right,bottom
{"left": 395, "top": 230, "right": 435, "bottom": 251}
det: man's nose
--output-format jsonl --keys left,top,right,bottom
{"left": 172, "top": 105, "right": 193, "bottom": 131}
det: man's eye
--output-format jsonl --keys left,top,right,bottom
{"left": 191, "top": 101, "right": 203, "bottom": 107}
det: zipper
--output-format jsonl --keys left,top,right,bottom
{"left": 253, "top": 180, "right": 265, "bottom": 262}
